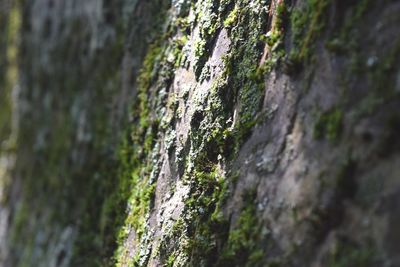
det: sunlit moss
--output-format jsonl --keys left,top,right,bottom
{"left": 223, "top": 6, "right": 239, "bottom": 28}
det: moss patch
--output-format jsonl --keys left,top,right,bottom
{"left": 289, "top": 0, "right": 330, "bottom": 67}
{"left": 314, "top": 107, "right": 343, "bottom": 142}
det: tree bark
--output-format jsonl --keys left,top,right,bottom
{"left": 1, "top": 0, "right": 400, "bottom": 266}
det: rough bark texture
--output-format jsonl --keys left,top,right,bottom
{"left": 1, "top": 0, "right": 400, "bottom": 266}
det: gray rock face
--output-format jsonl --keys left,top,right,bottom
{"left": 1, "top": 0, "right": 400, "bottom": 266}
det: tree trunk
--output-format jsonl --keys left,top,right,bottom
{"left": 1, "top": 0, "right": 400, "bottom": 266}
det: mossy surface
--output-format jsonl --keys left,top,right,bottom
{"left": 327, "top": 239, "right": 381, "bottom": 267}
{"left": 8, "top": 0, "right": 400, "bottom": 266}
{"left": 114, "top": 40, "right": 168, "bottom": 266}
{"left": 113, "top": 0, "right": 281, "bottom": 266}
{"left": 289, "top": 0, "right": 330, "bottom": 67}
{"left": 314, "top": 107, "right": 343, "bottom": 142}
{"left": 5, "top": 1, "right": 170, "bottom": 266}
{"left": 0, "top": 0, "right": 20, "bottom": 144}
{"left": 216, "top": 190, "right": 270, "bottom": 267}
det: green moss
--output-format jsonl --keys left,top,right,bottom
{"left": 220, "top": 0, "right": 270, "bottom": 149}
{"left": 115, "top": 1, "right": 294, "bottom": 266}
{"left": 157, "top": 164, "right": 230, "bottom": 266}
{"left": 266, "top": 1, "right": 287, "bottom": 48}
{"left": 184, "top": 167, "right": 229, "bottom": 262}
{"left": 192, "top": 0, "right": 221, "bottom": 78}
{"left": 0, "top": 0, "right": 20, "bottom": 212}
{"left": 335, "top": 157, "right": 356, "bottom": 199}
{"left": 9, "top": 202, "right": 29, "bottom": 244}
{"left": 326, "top": 0, "right": 372, "bottom": 54}
{"left": 369, "top": 41, "right": 400, "bottom": 96}
{"left": 328, "top": 240, "right": 380, "bottom": 267}
{"left": 216, "top": 190, "right": 269, "bottom": 267}
{"left": 356, "top": 31, "right": 399, "bottom": 123}
{"left": 193, "top": 37, "right": 209, "bottom": 77}
{"left": 159, "top": 4, "right": 291, "bottom": 263}
{"left": 113, "top": 2, "right": 207, "bottom": 264}
{"left": 324, "top": 0, "right": 399, "bottom": 122}
{"left": 173, "top": 35, "right": 189, "bottom": 68}
{"left": 314, "top": 107, "right": 343, "bottom": 142}
{"left": 257, "top": 2, "right": 288, "bottom": 74}
{"left": 8, "top": 1, "right": 175, "bottom": 266}
{"left": 223, "top": 6, "right": 239, "bottom": 28}
{"left": 289, "top": 0, "right": 330, "bottom": 67}
{"left": 166, "top": 253, "right": 176, "bottom": 267}
{"left": 0, "top": 1, "right": 20, "bottom": 142}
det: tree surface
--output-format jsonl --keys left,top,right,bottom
{"left": 0, "top": 0, "right": 400, "bottom": 266}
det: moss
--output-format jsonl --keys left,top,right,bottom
{"left": 112, "top": 15, "right": 177, "bottom": 265}
{"left": 220, "top": 0, "right": 270, "bottom": 150}
{"left": 264, "top": 1, "right": 287, "bottom": 48}
{"left": 115, "top": 1, "right": 293, "bottom": 266}
{"left": 114, "top": 75, "right": 164, "bottom": 263}
{"left": 314, "top": 107, "right": 343, "bottom": 142}
{"left": 223, "top": 6, "right": 239, "bottom": 28}
{"left": 335, "top": 157, "right": 357, "bottom": 200}
{"left": 183, "top": 167, "right": 230, "bottom": 265}
{"left": 327, "top": 239, "right": 380, "bottom": 267}
{"left": 216, "top": 190, "right": 269, "bottom": 267}
{"left": 166, "top": 253, "right": 176, "bottom": 267}
{"left": 160, "top": 3, "right": 290, "bottom": 263}
{"left": 7, "top": 1, "right": 175, "bottom": 266}
{"left": 326, "top": 0, "right": 372, "bottom": 55}
{"left": 340, "top": 22, "right": 400, "bottom": 120}
{"left": 257, "top": 1, "right": 288, "bottom": 74}
{"left": 0, "top": 0, "right": 20, "bottom": 212}
{"left": 156, "top": 76, "right": 231, "bottom": 266}
{"left": 173, "top": 35, "right": 190, "bottom": 68}
{"left": 0, "top": 1, "right": 20, "bottom": 142}
{"left": 157, "top": 164, "right": 230, "bottom": 266}
{"left": 324, "top": 0, "right": 399, "bottom": 123}
{"left": 113, "top": 3, "right": 198, "bottom": 265}
{"left": 9, "top": 202, "right": 29, "bottom": 245}
{"left": 369, "top": 41, "right": 400, "bottom": 96}
{"left": 289, "top": 0, "right": 330, "bottom": 67}
{"left": 192, "top": 0, "right": 221, "bottom": 78}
